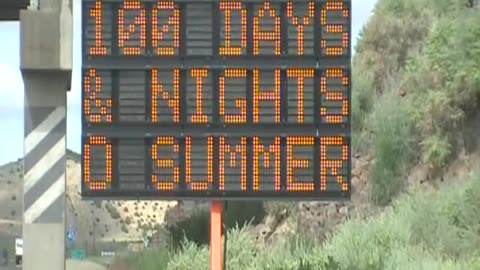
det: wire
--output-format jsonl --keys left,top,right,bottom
{"left": 223, "top": 201, "right": 228, "bottom": 270}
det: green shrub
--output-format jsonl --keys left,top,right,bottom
{"left": 393, "top": 191, "right": 463, "bottom": 258}
{"left": 124, "top": 248, "right": 171, "bottom": 270}
{"left": 384, "top": 245, "right": 466, "bottom": 270}
{"left": 353, "top": 0, "right": 480, "bottom": 172}
{"left": 166, "top": 226, "right": 256, "bottom": 270}
{"left": 323, "top": 173, "right": 480, "bottom": 270}
{"left": 441, "top": 173, "right": 480, "bottom": 257}
{"left": 351, "top": 69, "right": 375, "bottom": 154}
{"left": 400, "top": 9, "right": 480, "bottom": 169}
{"left": 369, "top": 94, "right": 415, "bottom": 206}
{"left": 166, "top": 201, "right": 266, "bottom": 250}
{"left": 215, "top": 225, "right": 258, "bottom": 270}
{"left": 121, "top": 173, "right": 480, "bottom": 270}
{"left": 324, "top": 211, "right": 401, "bottom": 270}
{"left": 352, "top": 69, "right": 375, "bottom": 132}
{"left": 167, "top": 225, "right": 337, "bottom": 270}
{"left": 166, "top": 209, "right": 210, "bottom": 250}
{"left": 420, "top": 133, "right": 452, "bottom": 169}
{"left": 223, "top": 201, "right": 266, "bottom": 229}
{"left": 353, "top": 0, "right": 433, "bottom": 93}
{"left": 166, "top": 241, "right": 209, "bottom": 270}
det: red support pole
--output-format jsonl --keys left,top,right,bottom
{"left": 210, "top": 200, "right": 223, "bottom": 270}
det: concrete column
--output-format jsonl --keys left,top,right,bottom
{"left": 20, "top": 0, "right": 72, "bottom": 269}
{"left": 22, "top": 71, "right": 69, "bottom": 270}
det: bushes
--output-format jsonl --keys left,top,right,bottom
{"left": 323, "top": 172, "right": 480, "bottom": 270}
{"left": 166, "top": 201, "right": 266, "bottom": 250}
{"left": 344, "top": 0, "right": 480, "bottom": 209}
{"left": 125, "top": 173, "right": 480, "bottom": 270}
{"left": 352, "top": 0, "right": 480, "bottom": 204}
{"left": 123, "top": 248, "right": 171, "bottom": 270}
{"left": 166, "top": 225, "right": 334, "bottom": 270}
{"left": 369, "top": 94, "right": 415, "bottom": 206}
{"left": 223, "top": 201, "right": 266, "bottom": 229}
{"left": 419, "top": 133, "right": 452, "bottom": 169}
{"left": 351, "top": 69, "right": 375, "bottom": 154}
{"left": 352, "top": 70, "right": 375, "bottom": 132}
{"left": 324, "top": 210, "right": 404, "bottom": 270}
{"left": 393, "top": 5, "right": 480, "bottom": 169}
{"left": 166, "top": 209, "right": 210, "bottom": 250}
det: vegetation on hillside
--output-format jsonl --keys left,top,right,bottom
{"left": 116, "top": 0, "right": 480, "bottom": 268}
{"left": 120, "top": 173, "right": 480, "bottom": 270}
{"left": 353, "top": 0, "right": 480, "bottom": 205}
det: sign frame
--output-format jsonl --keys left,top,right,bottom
{"left": 81, "top": 0, "right": 352, "bottom": 201}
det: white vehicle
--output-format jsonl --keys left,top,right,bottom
{"left": 15, "top": 238, "right": 22, "bottom": 265}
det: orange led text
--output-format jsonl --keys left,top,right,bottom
{"left": 253, "top": 137, "right": 281, "bottom": 191}
{"left": 320, "top": 68, "right": 349, "bottom": 124}
{"left": 287, "top": 136, "right": 315, "bottom": 191}
{"left": 219, "top": 69, "right": 247, "bottom": 124}
{"left": 219, "top": 137, "right": 247, "bottom": 190}
{"left": 83, "top": 136, "right": 112, "bottom": 191}
{"left": 320, "top": 136, "right": 349, "bottom": 192}
{"left": 220, "top": 2, "right": 247, "bottom": 56}
{"left": 152, "top": 69, "right": 180, "bottom": 123}
{"left": 152, "top": 136, "right": 180, "bottom": 191}
{"left": 253, "top": 69, "right": 281, "bottom": 123}
{"left": 83, "top": 69, "right": 112, "bottom": 123}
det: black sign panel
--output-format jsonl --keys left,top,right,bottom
{"left": 81, "top": 0, "right": 352, "bottom": 200}
{"left": 0, "top": 0, "right": 30, "bottom": 20}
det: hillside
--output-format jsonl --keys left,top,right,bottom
{"left": 0, "top": 157, "right": 24, "bottom": 256}
{"left": 0, "top": 150, "right": 177, "bottom": 254}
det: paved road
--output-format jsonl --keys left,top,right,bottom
{"left": 66, "top": 259, "right": 107, "bottom": 270}
{"left": 0, "top": 259, "right": 107, "bottom": 270}
{"left": 0, "top": 262, "right": 20, "bottom": 270}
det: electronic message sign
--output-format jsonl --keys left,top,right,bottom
{"left": 81, "top": 0, "right": 351, "bottom": 199}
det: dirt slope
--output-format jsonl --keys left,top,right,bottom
{"left": 0, "top": 151, "right": 177, "bottom": 252}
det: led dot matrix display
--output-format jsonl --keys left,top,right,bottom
{"left": 81, "top": 0, "right": 352, "bottom": 200}
{"left": 83, "top": 0, "right": 350, "bottom": 57}
{"left": 81, "top": 136, "right": 350, "bottom": 197}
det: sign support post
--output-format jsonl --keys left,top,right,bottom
{"left": 211, "top": 200, "right": 223, "bottom": 270}
{"left": 20, "top": 0, "right": 72, "bottom": 269}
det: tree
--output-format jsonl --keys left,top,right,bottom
{"left": 466, "top": 0, "right": 477, "bottom": 7}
